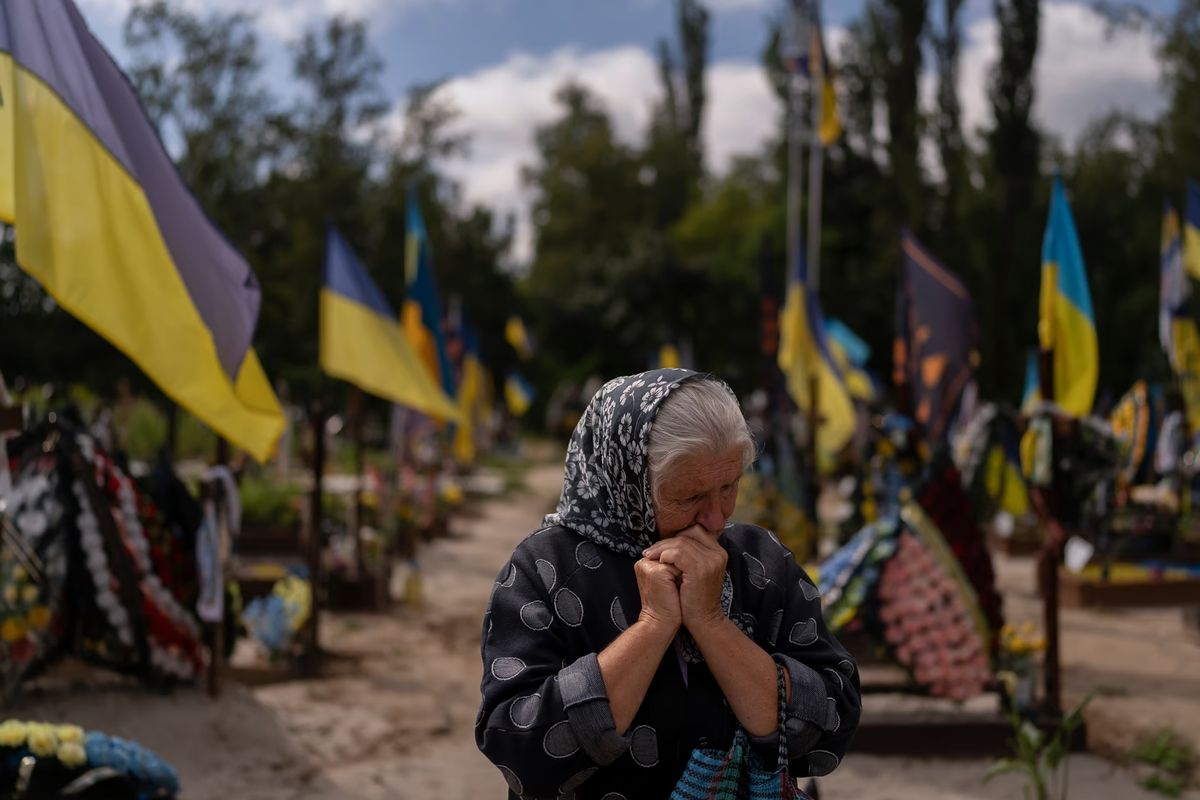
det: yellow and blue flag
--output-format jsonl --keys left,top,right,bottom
{"left": 777, "top": 246, "right": 855, "bottom": 463}
{"left": 1184, "top": 180, "right": 1200, "bottom": 280}
{"left": 1038, "top": 177, "right": 1098, "bottom": 418}
{"left": 785, "top": 3, "right": 841, "bottom": 146}
{"left": 895, "top": 232, "right": 979, "bottom": 442}
{"left": 1020, "top": 351, "right": 1041, "bottom": 413}
{"left": 505, "top": 371, "right": 534, "bottom": 418}
{"left": 0, "top": 0, "right": 283, "bottom": 461}
{"left": 403, "top": 192, "right": 455, "bottom": 399}
{"left": 505, "top": 315, "right": 535, "bottom": 361}
{"left": 825, "top": 319, "right": 876, "bottom": 403}
{"left": 320, "top": 227, "right": 459, "bottom": 422}
{"left": 1160, "top": 202, "right": 1200, "bottom": 431}
{"left": 984, "top": 434, "right": 1030, "bottom": 518}
{"left": 452, "top": 323, "right": 485, "bottom": 464}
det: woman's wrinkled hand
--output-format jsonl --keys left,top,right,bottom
{"left": 642, "top": 526, "right": 728, "bottom": 631}
{"left": 634, "top": 557, "right": 683, "bottom": 633}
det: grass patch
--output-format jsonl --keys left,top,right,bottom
{"left": 1131, "top": 729, "right": 1196, "bottom": 797}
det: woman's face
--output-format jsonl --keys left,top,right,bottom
{"left": 653, "top": 445, "right": 744, "bottom": 539}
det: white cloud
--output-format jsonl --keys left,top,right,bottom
{"left": 77, "top": 0, "right": 429, "bottom": 41}
{"left": 700, "top": 0, "right": 774, "bottom": 12}
{"left": 957, "top": 1, "right": 1164, "bottom": 147}
{"left": 703, "top": 62, "right": 778, "bottom": 172}
{"left": 409, "top": 46, "right": 779, "bottom": 265}
{"left": 415, "top": 46, "right": 660, "bottom": 265}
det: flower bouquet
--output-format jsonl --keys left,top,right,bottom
{"left": 0, "top": 719, "right": 178, "bottom": 798}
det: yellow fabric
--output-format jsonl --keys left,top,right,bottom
{"left": 320, "top": 289, "right": 460, "bottom": 422}
{"left": 401, "top": 299, "right": 443, "bottom": 388}
{"left": 777, "top": 282, "right": 855, "bottom": 468}
{"left": 658, "top": 344, "right": 681, "bottom": 369}
{"left": 452, "top": 353, "right": 482, "bottom": 465}
{"left": 0, "top": 54, "right": 14, "bottom": 223}
{"left": 1038, "top": 262, "right": 1098, "bottom": 417}
{"left": 7, "top": 63, "right": 283, "bottom": 461}
{"left": 983, "top": 446, "right": 1029, "bottom": 517}
{"left": 505, "top": 377, "right": 532, "bottom": 417}
{"left": 828, "top": 339, "right": 874, "bottom": 402}
{"left": 505, "top": 315, "right": 533, "bottom": 360}
{"left": 1185, "top": 222, "right": 1200, "bottom": 281}
{"left": 1172, "top": 318, "right": 1200, "bottom": 432}
{"left": 818, "top": 77, "right": 841, "bottom": 146}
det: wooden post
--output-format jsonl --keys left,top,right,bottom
{"left": 350, "top": 388, "right": 366, "bottom": 579}
{"left": 205, "top": 479, "right": 225, "bottom": 698}
{"left": 165, "top": 403, "right": 178, "bottom": 464}
{"left": 807, "top": 373, "right": 820, "bottom": 523}
{"left": 1036, "top": 347, "right": 1063, "bottom": 718}
{"left": 207, "top": 435, "right": 230, "bottom": 698}
{"left": 303, "top": 401, "right": 326, "bottom": 678}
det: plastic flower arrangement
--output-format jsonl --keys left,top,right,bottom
{"left": 241, "top": 575, "right": 312, "bottom": 659}
{"left": 0, "top": 718, "right": 178, "bottom": 798}
{"left": 997, "top": 622, "right": 1047, "bottom": 713}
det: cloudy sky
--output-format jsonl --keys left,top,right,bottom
{"left": 77, "top": 0, "right": 1175, "bottom": 263}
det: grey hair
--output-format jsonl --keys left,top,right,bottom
{"left": 647, "top": 377, "right": 757, "bottom": 504}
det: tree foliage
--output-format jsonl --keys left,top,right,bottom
{"left": 3, "top": 0, "right": 1199, "bottom": 428}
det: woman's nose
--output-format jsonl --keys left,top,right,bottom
{"left": 695, "top": 496, "right": 726, "bottom": 533}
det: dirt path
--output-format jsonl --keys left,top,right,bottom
{"left": 243, "top": 458, "right": 565, "bottom": 799}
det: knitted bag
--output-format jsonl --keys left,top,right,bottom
{"left": 670, "top": 663, "right": 813, "bottom": 800}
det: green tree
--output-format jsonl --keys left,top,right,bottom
{"left": 986, "top": 0, "right": 1041, "bottom": 396}
{"left": 879, "top": 0, "right": 930, "bottom": 230}
{"left": 645, "top": 0, "right": 710, "bottom": 228}
{"left": 931, "top": 0, "right": 969, "bottom": 265}
{"left": 251, "top": 16, "right": 389, "bottom": 400}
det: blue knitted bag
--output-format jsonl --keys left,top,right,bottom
{"left": 670, "top": 663, "right": 812, "bottom": 800}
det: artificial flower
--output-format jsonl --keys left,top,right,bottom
{"left": 0, "top": 720, "right": 29, "bottom": 747}
{"left": 28, "top": 726, "right": 58, "bottom": 757}
{"left": 2, "top": 618, "right": 27, "bottom": 642}
{"left": 27, "top": 605, "right": 51, "bottom": 629}
{"left": 57, "top": 741, "right": 87, "bottom": 768}
{"left": 55, "top": 725, "right": 84, "bottom": 744}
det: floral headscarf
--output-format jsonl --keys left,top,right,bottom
{"left": 543, "top": 368, "right": 730, "bottom": 557}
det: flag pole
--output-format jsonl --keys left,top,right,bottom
{"left": 805, "top": 0, "right": 825, "bottom": 514}
{"left": 786, "top": 0, "right": 808, "bottom": 292}
{"left": 786, "top": 0, "right": 818, "bottom": 506}
{"left": 806, "top": 0, "right": 825, "bottom": 294}
{"left": 303, "top": 399, "right": 326, "bottom": 678}
{"left": 1037, "top": 320, "right": 1063, "bottom": 719}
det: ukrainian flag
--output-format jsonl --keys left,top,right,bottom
{"left": 825, "top": 320, "right": 875, "bottom": 402}
{"left": 505, "top": 315, "right": 534, "bottom": 361}
{"left": 320, "top": 228, "right": 459, "bottom": 422}
{"left": 809, "top": 5, "right": 842, "bottom": 146}
{"left": 403, "top": 191, "right": 455, "bottom": 400}
{"left": 1038, "top": 177, "right": 1098, "bottom": 418}
{"left": 1185, "top": 180, "right": 1200, "bottom": 280}
{"left": 1161, "top": 202, "right": 1200, "bottom": 431}
{"left": 452, "top": 323, "right": 485, "bottom": 465}
{"left": 1020, "top": 351, "right": 1041, "bottom": 413}
{"left": 786, "top": 3, "right": 841, "bottom": 146}
{"left": 777, "top": 248, "right": 855, "bottom": 464}
{"left": 505, "top": 372, "right": 534, "bottom": 418}
{"left": 0, "top": 0, "right": 283, "bottom": 461}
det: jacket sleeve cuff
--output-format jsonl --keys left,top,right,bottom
{"left": 558, "top": 653, "right": 630, "bottom": 765}
{"left": 772, "top": 654, "right": 830, "bottom": 753}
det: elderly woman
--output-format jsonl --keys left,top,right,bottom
{"left": 476, "top": 369, "right": 859, "bottom": 799}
